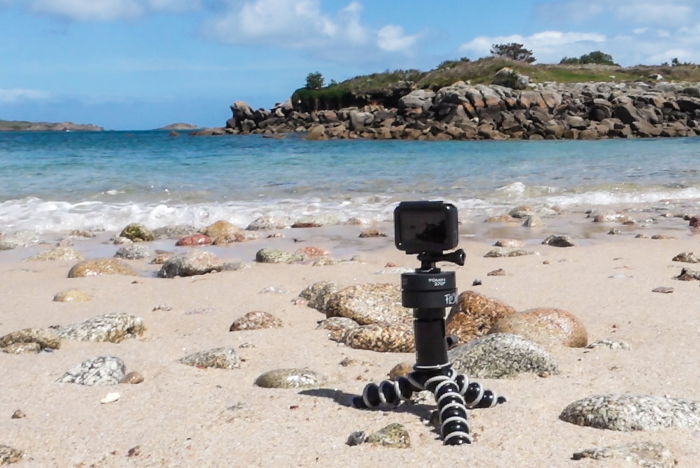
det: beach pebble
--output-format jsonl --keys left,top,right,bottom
{"left": 316, "top": 317, "right": 359, "bottom": 341}
{"left": 58, "top": 355, "right": 126, "bottom": 386}
{"left": 254, "top": 368, "right": 327, "bottom": 389}
{"left": 484, "top": 247, "right": 535, "bottom": 258}
{"left": 366, "top": 423, "right": 411, "bottom": 448}
{"left": 490, "top": 308, "right": 588, "bottom": 348}
{"left": 494, "top": 239, "right": 523, "bottom": 248}
{"left": 229, "top": 311, "right": 283, "bottom": 331}
{"left": 541, "top": 234, "right": 575, "bottom": 247}
{"left": 674, "top": 268, "right": 700, "bottom": 281}
{"left": 67, "top": 258, "right": 139, "bottom": 278}
{"left": 255, "top": 248, "right": 306, "bottom": 264}
{"left": 52, "top": 289, "right": 91, "bottom": 302}
{"left": 28, "top": 246, "right": 84, "bottom": 261}
{"left": 201, "top": 220, "right": 246, "bottom": 245}
{"left": 446, "top": 291, "right": 516, "bottom": 344}
{"left": 0, "top": 328, "right": 61, "bottom": 351}
{"left": 312, "top": 257, "right": 338, "bottom": 266}
{"left": 299, "top": 281, "right": 339, "bottom": 312}
{"left": 572, "top": 442, "right": 674, "bottom": 468}
{"left": 119, "top": 223, "right": 155, "bottom": 242}
{"left": 158, "top": 250, "right": 224, "bottom": 278}
{"left": 150, "top": 251, "right": 174, "bottom": 264}
{"left": 10, "top": 410, "right": 25, "bottom": 419}
{"left": 509, "top": 205, "right": 535, "bottom": 218}
{"left": 114, "top": 243, "right": 151, "bottom": 260}
{"left": 0, "top": 445, "right": 23, "bottom": 465}
{"left": 119, "top": 371, "right": 144, "bottom": 384}
{"left": 179, "top": 347, "right": 240, "bottom": 369}
{"left": 325, "top": 283, "right": 410, "bottom": 325}
{"left": 245, "top": 216, "right": 291, "bottom": 230}
{"left": 151, "top": 225, "right": 197, "bottom": 240}
{"left": 522, "top": 215, "right": 543, "bottom": 228}
{"left": 651, "top": 234, "right": 675, "bottom": 240}
{"left": 484, "top": 215, "right": 518, "bottom": 223}
{"left": 358, "top": 229, "right": 387, "bottom": 238}
{"left": 449, "top": 333, "right": 560, "bottom": 378}
{"left": 346, "top": 431, "right": 368, "bottom": 446}
{"left": 487, "top": 268, "right": 506, "bottom": 276}
{"left": 652, "top": 287, "right": 674, "bottom": 294}
{"left": 342, "top": 322, "right": 415, "bottom": 352}
{"left": 585, "top": 338, "right": 631, "bottom": 350}
{"left": 559, "top": 394, "right": 700, "bottom": 431}
{"left": 388, "top": 362, "right": 413, "bottom": 380}
{"left": 100, "top": 392, "right": 120, "bottom": 404}
{"left": 295, "top": 246, "right": 329, "bottom": 258}
{"left": 175, "top": 233, "right": 212, "bottom": 246}
{"left": 57, "top": 313, "right": 144, "bottom": 343}
{"left": 672, "top": 251, "right": 699, "bottom": 263}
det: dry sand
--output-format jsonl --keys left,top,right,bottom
{"left": 1, "top": 220, "right": 699, "bottom": 467}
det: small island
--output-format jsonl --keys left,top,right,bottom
{"left": 158, "top": 123, "right": 200, "bottom": 131}
{"left": 0, "top": 120, "right": 103, "bottom": 132}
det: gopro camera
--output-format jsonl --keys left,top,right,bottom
{"left": 394, "top": 201, "right": 459, "bottom": 254}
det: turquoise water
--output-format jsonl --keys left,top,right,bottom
{"left": 1, "top": 131, "right": 699, "bottom": 233}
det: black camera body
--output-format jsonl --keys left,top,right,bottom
{"left": 394, "top": 201, "right": 459, "bottom": 254}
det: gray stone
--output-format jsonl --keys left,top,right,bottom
{"left": 652, "top": 287, "right": 674, "bottom": 294}
{"left": 255, "top": 248, "right": 305, "bottom": 264}
{"left": 245, "top": 216, "right": 291, "bottom": 230}
{"left": 586, "top": 338, "right": 631, "bottom": 350}
{"left": 448, "top": 333, "right": 559, "bottom": 378}
{"left": 0, "top": 328, "right": 61, "bottom": 350}
{"left": 560, "top": 394, "right": 700, "bottom": 431}
{"left": 325, "top": 283, "right": 410, "bottom": 325}
{"left": 158, "top": 250, "right": 224, "bottom": 277}
{"left": 254, "top": 368, "right": 327, "bottom": 388}
{"left": 28, "top": 246, "right": 84, "bottom": 261}
{"left": 0, "top": 444, "right": 23, "bottom": 465}
{"left": 299, "top": 281, "right": 339, "bottom": 312}
{"left": 57, "top": 313, "right": 145, "bottom": 343}
{"left": 492, "top": 67, "right": 529, "bottom": 90}
{"left": 522, "top": 215, "right": 544, "bottom": 227}
{"left": 179, "top": 347, "right": 240, "bottom": 369}
{"left": 672, "top": 252, "right": 699, "bottom": 263}
{"left": 115, "top": 243, "right": 152, "bottom": 260}
{"left": 151, "top": 225, "right": 198, "bottom": 240}
{"left": 398, "top": 89, "right": 435, "bottom": 112}
{"left": 58, "top": 356, "right": 126, "bottom": 385}
{"left": 484, "top": 248, "right": 535, "bottom": 258}
{"left": 542, "top": 235, "right": 575, "bottom": 247}
{"left": 675, "top": 268, "right": 700, "bottom": 281}
{"left": 346, "top": 431, "right": 368, "bottom": 446}
{"left": 572, "top": 442, "right": 674, "bottom": 468}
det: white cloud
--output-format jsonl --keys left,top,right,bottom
{"left": 0, "top": 88, "right": 51, "bottom": 103}
{"left": 28, "top": 0, "right": 201, "bottom": 21}
{"left": 377, "top": 25, "right": 419, "bottom": 52}
{"left": 542, "top": 0, "right": 697, "bottom": 26}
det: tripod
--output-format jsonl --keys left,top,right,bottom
{"left": 352, "top": 249, "right": 506, "bottom": 445}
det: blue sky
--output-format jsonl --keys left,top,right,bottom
{"left": 2, "top": 0, "right": 700, "bottom": 130}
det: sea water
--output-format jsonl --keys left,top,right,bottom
{"left": 1, "top": 131, "right": 699, "bottom": 235}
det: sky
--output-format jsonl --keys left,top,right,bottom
{"left": 2, "top": 0, "right": 700, "bottom": 130}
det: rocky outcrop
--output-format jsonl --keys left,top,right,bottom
{"left": 204, "top": 81, "right": 700, "bottom": 141}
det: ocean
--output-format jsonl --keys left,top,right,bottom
{"left": 1, "top": 131, "right": 699, "bottom": 235}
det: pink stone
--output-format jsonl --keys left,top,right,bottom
{"left": 175, "top": 234, "right": 212, "bottom": 246}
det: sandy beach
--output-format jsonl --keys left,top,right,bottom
{"left": 1, "top": 212, "right": 699, "bottom": 468}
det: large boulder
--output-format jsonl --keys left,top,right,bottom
{"left": 492, "top": 67, "right": 529, "bottom": 90}
{"left": 325, "top": 283, "right": 411, "bottom": 325}
{"left": 398, "top": 89, "right": 435, "bottom": 112}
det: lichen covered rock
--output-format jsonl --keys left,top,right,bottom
{"left": 325, "top": 283, "right": 410, "bottom": 325}
{"left": 0, "top": 328, "right": 61, "bottom": 350}
{"left": 342, "top": 322, "right": 414, "bottom": 352}
{"left": 229, "top": 311, "right": 283, "bottom": 331}
{"left": 255, "top": 248, "right": 305, "bottom": 264}
{"left": 119, "top": 223, "right": 155, "bottom": 242}
{"left": 179, "top": 347, "right": 240, "bottom": 369}
{"left": 299, "top": 281, "right": 339, "bottom": 312}
{"left": 57, "top": 313, "right": 145, "bottom": 343}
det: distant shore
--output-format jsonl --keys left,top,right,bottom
{"left": 0, "top": 120, "right": 103, "bottom": 132}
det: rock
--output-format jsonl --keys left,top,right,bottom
{"left": 358, "top": 229, "right": 387, "bottom": 238}
{"left": 446, "top": 290, "right": 516, "bottom": 343}
{"left": 0, "top": 328, "right": 61, "bottom": 350}
{"left": 0, "top": 231, "right": 38, "bottom": 250}
{"left": 0, "top": 445, "right": 22, "bottom": 465}
{"left": 508, "top": 206, "right": 534, "bottom": 218}
{"left": 492, "top": 67, "right": 529, "bottom": 90}
{"left": 292, "top": 214, "right": 338, "bottom": 227}
{"left": 67, "top": 258, "right": 138, "bottom": 278}
{"left": 299, "top": 281, "right": 339, "bottom": 312}
{"left": 317, "top": 317, "right": 360, "bottom": 341}
{"left": 2, "top": 342, "right": 41, "bottom": 354}
{"left": 398, "top": 89, "right": 435, "bottom": 112}
{"left": 449, "top": 333, "right": 560, "bottom": 378}
{"left": 151, "top": 225, "right": 198, "bottom": 239}
{"left": 586, "top": 338, "right": 631, "bottom": 350}
{"left": 179, "top": 347, "right": 240, "bottom": 369}
{"left": 119, "top": 223, "right": 154, "bottom": 242}
{"left": 100, "top": 392, "right": 120, "bottom": 404}
{"left": 246, "top": 216, "right": 291, "bottom": 230}
{"left": 485, "top": 215, "right": 518, "bottom": 223}
{"left": 672, "top": 252, "right": 699, "bottom": 263}
{"left": 10, "top": 410, "right": 25, "bottom": 419}
{"left": 689, "top": 216, "right": 700, "bottom": 228}
{"left": 150, "top": 251, "right": 174, "bottom": 264}
{"left": 254, "top": 368, "right": 327, "bottom": 389}
{"left": 295, "top": 246, "right": 328, "bottom": 258}
{"left": 115, "top": 243, "right": 151, "bottom": 260}
{"left": 28, "top": 246, "right": 84, "bottom": 261}
{"left": 201, "top": 220, "right": 245, "bottom": 245}
{"left": 255, "top": 248, "right": 305, "bottom": 264}
{"left": 175, "top": 233, "right": 212, "bottom": 246}
{"left": 494, "top": 239, "right": 524, "bottom": 248}
{"left": 484, "top": 248, "right": 535, "bottom": 257}
{"left": 522, "top": 215, "right": 544, "bottom": 227}
{"left": 572, "top": 442, "right": 674, "bottom": 468}
{"left": 229, "top": 311, "right": 283, "bottom": 331}
{"left": 652, "top": 287, "right": 674, "bottom": 294}
{"left": 57, "top": 313, "right": 145, "bottom": 343}
{"left": 58, "top": 356, "right": 126, "bottom": 385}
{"left": 542, "top": 235, "right": 575, "bottom": 247}
{"left": 305, "top": 125, "right": 326, "bottom": 140}
{"left": 490, "top": 308, "right": 588, "bottom": 348}
{"left": 487, "top": 268, "right": 506, "bottom": 276}
{"left": 158, "top": 250, "right": 224, "bottom": 277}
{"left": 342, "top": 322, "right": 414, "bottom": 352}
{"left": 119, "top": 371, "right": 144, "bottom": 384}
{"left": 560, "top": 394, "right": 700, "bottom": 431}
{"left": 674, "top": 268, "right": 700, "bottom": 281}
{"left": 346, "top": 431, "right": 368, "bottom": 446}
{"left": 325, "top": 283, "right": 410, "bottom": 325}
{"left": 651, "top": 234, "right": 674, "bottom": 240}
{"left": 366, "top": 423, "right": 411, "bottom": 448}
{"left": 388, "top": 361, "right": 413, "bottom": 380}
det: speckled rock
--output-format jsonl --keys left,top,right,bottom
{"left": 484, "top": 248, "right": 535, "bottom": 258}
{"left": 115, "top": 243, "right": 151, "bottom": 260}
{"left": 672, "top": 252, "right": 699, "bottom": 263}
{"left": 1, "top": 342, "right": 41, "bottom": 354}
{"left": 0, "top": 445, "right": 23, "bottom": 465}
{"left": 446, "top": 291, "right": 516, "bottom": 344}
{"left": 359, "top": 229, "right": 387, "bottom": 238}
{"left": 366, "top": 423, "right": 411, "bottom": 448}
{"left": 586, "top": 338, "right": 631, "bottom": 350}
{"left": 255, "top": 248, "right": 305, "bottom": 264}
{"left": 542, "top": 235, "right": 575, "bottom": 247}
{"left": 179, "top": 347, "right": 240, "bottom": 369}
{"left": 150, "top": 251, "right": 174, "bottom": 264}
{"left": 254, "top": 368, "right": 327, "bottom": 388}
{"left": 560, "top": 394, "right": 700, "bottom": 431}
{"left": 342, "top": 322, "right": 414, "bottom": 352}
{"left": 152, "top": 225, "right": 197, "bottom": 240}
{"left": 52, "top": 289, "right": 91, "bottom": 302}
{"left": 57, "top": 355, "right": 126, "bottom": 385}
{"left": 67, "top": 258, "right": 139, "bottom": 278}
{"left": 316, "top": 317, "right": 359, "bottom": 341}
{"left": 675, "top": 268, "right": 700, "bottom": 281}
{"left": 325, "top": 283, "right": 410, "bottom": 325}
{"left": 175, "top": 233, "right": 212, "bottom": 246}
{"left": 229, "top": 311, "right": 283, "bottom": 331}
{"left": 572, "top": 442, "right": 674, "bottom": 468}
{"left": 490, "top": 308, "right": 588, "bottom": 348}
{"left": 449, "top": 333, "right": 559, "bottom": 378}
{"left": 28, "top": 246, "right": 84, "bottom": 261}
{"left": 246, "top": 216, "right": 291, "bottom": 230}
{"left": 119, "top": 223, "right": 155, "bottom": 242}
{"left": 296, "top": 246, "right": 329, "bottom": 258}
{"left": 299, "top": 281, "right": 339, "bottom": 312}
{"left": 292, "top": 214, "right": 338, "bottom": 228}
{"left": 158, "top": 250, "right": 224, "bottom": 277}
{"left": 0, "top": 328, "right": 61, "bottom": 350}
{"left": 57, "top": 313, "right": 145, "bottom": 343}
{"left": 201, "top": 220, "right": 246, "bottom": 245}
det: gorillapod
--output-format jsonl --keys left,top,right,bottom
{"left": 352, "top": 249, "right": 506, "bottom": 445}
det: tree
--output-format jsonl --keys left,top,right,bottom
{"left": 579, "top": 51, "right": 615, "bottom": 65}
{"left": 490, "top": 43, "right": 536, "bottom": 63}
{"left": 559, "top": 56, "right": 580, "bottom": 65}
{"left": 305, "top": 72, "right": 325, "bottom": 90}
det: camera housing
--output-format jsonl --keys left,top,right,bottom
{"left": 394, "top": 201, "right": 459, "bottom": 254}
